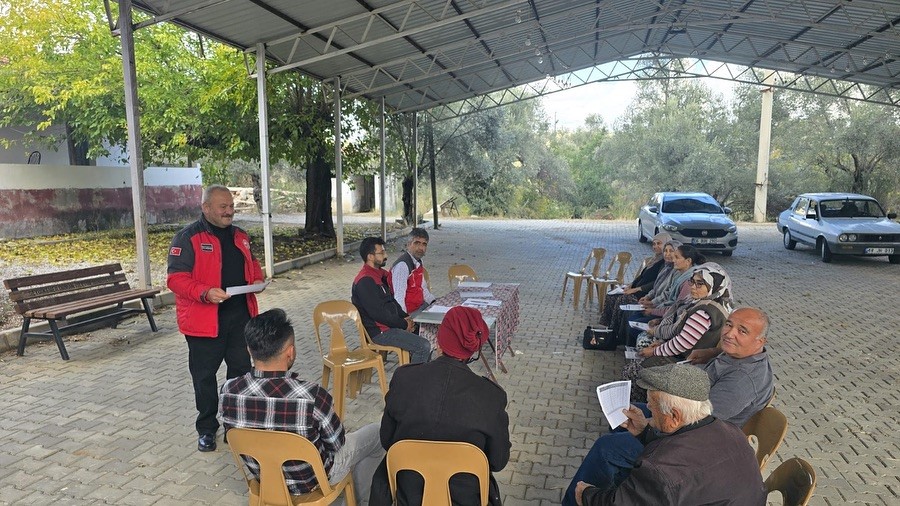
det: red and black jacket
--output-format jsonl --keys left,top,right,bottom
{"left": 351, "top": 264, "right": 409, "bottom": 337}
{"left": 166, "top": 215, "right": 263, "bottom": 337}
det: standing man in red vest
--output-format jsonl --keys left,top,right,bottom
{"left": 390, "top": 228, "right": 437, "bottom": 314}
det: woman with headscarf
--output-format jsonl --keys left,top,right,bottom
{"left": 369, "top": 306, "right": 511, "bottom": 506}
{"left": 584, "top": 237, "right": 678, "bottom": 350}
{"left": 623, "top": 263, "right": 733, "bottom": 400}
{"left": 595, "top": 232, "right": 671, "bottom": 330}
{"left": 619, "top": 244, "right": 706, "bottom": 347}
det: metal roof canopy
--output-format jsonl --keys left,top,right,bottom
{"left": 128, "top": 0, "right": 900, "bottom": 113}
{"left": 114, "top": 0, "right": 900, "bottom": 287}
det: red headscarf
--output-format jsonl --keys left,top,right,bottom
{"left": 437, "top": 306, "right": 489, "bottom": 360}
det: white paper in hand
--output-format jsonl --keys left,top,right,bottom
{"left": 607, "top": 286, "right": 626, "bottom": 296}
{"left": 619, "top": 304, "right": 644, "bottom": 311}
{"left": 226, "top": 280, "right": 270, "bottom": 295}
{"left": 596, "top": 381, "right": 632, "bottom": 429}
{"left": 629, "top": 321, "right": 650, "bottom": 331}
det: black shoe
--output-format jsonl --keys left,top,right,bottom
{"left": 198, "top": 433, "right": 217, "bottom": 452}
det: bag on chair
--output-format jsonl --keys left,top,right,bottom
{"left": 582, "top": 326, "right": 617, "bottom": 350}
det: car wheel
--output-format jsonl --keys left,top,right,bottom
{"left": 783, "top": 229, "right": 797, "bottom": 250}
{"left": 638, "top": 221, "right": 648, "bottom": 243}
{"left": 818, "top": 239, "right": 832, "bottom": 263}
{"left": 721, "top": 250, "right": 733, "bottom": 257}
{"left": 889, "top": 254, "right": 900, "bottom": 264}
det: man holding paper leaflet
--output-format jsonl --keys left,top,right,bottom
{"left": 564, "top": 307, "right": 774, "bottom": 505}
{"left": 167, "top": 185, "right": 266, "bottom": 452}
{"left": 573, "top": 364, "right": 764, "bottom": 505}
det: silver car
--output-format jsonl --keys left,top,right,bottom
{"left": 637, "top": 192, "right": 738, "bottom": 256}
{"left": 777, "top": 192, "right": 900, "bottom": 264}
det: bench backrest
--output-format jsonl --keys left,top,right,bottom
{"left": 3, "top": 263, "right": 132, "bottom": 315}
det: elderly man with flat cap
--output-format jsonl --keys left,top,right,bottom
{"left": 575, "top": 364, "right": 764, "bottom": 505}
{"left": 564, "top": 307, "right": 774, "bottom": 505}
{"left": 369, "top": 306, "right": 511, "bottom": 505}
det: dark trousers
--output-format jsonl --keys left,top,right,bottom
{"left": 185, "top": 307, "right": 251, "bottom": 435}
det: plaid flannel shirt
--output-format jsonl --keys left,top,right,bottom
{"left": 218, "top": 369, "right": 345, "bottom": 494}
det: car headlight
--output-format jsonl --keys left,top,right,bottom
{"left": 726, "top": 225, "right": 737, "bottom": 233}
{"left": 838, "top": 234, "right": 858, "bottom": 242}
{"left": 661, "top": 224, "right": 679, "bottom": 231}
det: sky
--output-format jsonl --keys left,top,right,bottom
{"left": 540, "top": 77, "right": 737, "bottom": 131}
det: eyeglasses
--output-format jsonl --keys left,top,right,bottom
{"left": 373, "top": 249, "right": 387, "bottom": 257}
{"left": 688, "top": 278, "right": 708, "bottom": 287}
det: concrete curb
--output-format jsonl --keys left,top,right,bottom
{"left": 0, "top": 224, "right": 418, "bottom": 354}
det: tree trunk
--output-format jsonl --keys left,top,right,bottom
{"left": 304, "top": 145, "right": 336, "bottom": 237}
{"left": 401, "top": 175, "right": 414, "bottom": 225}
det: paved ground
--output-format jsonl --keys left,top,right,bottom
{"left": 1, "top": 219, "right": 898, "bottom": 505}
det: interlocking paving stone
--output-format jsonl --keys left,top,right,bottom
{"left": 1, "top": 219, "right": 898, "bottom": 504}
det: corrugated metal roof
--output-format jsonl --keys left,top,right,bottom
{"left": 132, "top": 0, "right": 900, "bottom": 112}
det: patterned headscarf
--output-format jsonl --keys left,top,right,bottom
{"left": 693, "top": 262, "right": 734, "bottom": 307}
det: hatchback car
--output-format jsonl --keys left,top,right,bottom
{"left": 777, "top": 192, "right": 900, "bottom": 264}
{"left": 637, "top": 192, "right": 738, "bottom": 256}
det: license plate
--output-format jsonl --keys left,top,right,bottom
{"left": 865, "top": 247, "right": 894, "bottom": 254}
{"left": 693, "top": 238, "right": 716, "bottom": 245}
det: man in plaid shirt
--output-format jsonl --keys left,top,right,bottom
{"left": 219, "top": 308, "right": 383, "bottom": 504}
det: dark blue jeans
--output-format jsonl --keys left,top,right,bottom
{"left": 562, "top": 404, "right": 652, "bottom": 505}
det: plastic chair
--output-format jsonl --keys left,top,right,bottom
{"left": 587, "top": 251, "right": 632, "bottom": 313}
{"left": 765, "top": 457, "right": 816, "bottom": 506}
{"left": 560, "top": 247, "right": 606, "bottom": 310}
{"left": 448, "top": 264, "right": 478, "bottom": 288}
{"left": 742, "top": 406, "right": 788, "bottom": 472}
{"left": 361, "top": 326, "right": 410, "bottom": 367}
{"left": 312, "top": 301, "right": 388, "bottom": 419}
{"left": 386, "top": 440, "right": 490, "bottom": 506}
{"left": 226, "top": 427, "right": 357, "bottom": 506}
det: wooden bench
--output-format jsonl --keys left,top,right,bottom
{"left": 439, "top": 196, "right": 459, "bottom": 216}
{"left": 3, "top": 263, "right": 161, "bottom": 360}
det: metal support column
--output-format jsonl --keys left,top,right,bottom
{"left": 380, "top": 97, "right": 387, "bottom": 240}
{"left": 334, "top": 77, "right": 344, "bottom": 255}
{"left": 118, "top": 0, "right": 150, "bottom": 289}
{"left": 256, "top": 43, "right": 274, "bottom": 277}
{"left": 412, "top": 112, "right": 418, "bottom": 228}
{"left": 754, "top": 73, "right": 776, "bottom": 223}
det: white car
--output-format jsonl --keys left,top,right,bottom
{"left": 777, "top": 192, "right": 900, "bottom": 264}
{"left": 638, "top": 192, "right": 738, "bottom": 256}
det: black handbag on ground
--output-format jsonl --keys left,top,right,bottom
{"left": 582, "top": 326, "right": 617, "bottom": 350}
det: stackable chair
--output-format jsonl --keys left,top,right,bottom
{"left": 560, "top": 247, "right": 606, "bottom": 310}
{"left": 765, "top": 457, "right": 816, "bottom": 506}
{"left": 362, "top": 327, "right": 410, "bottom": 367}
{"left": 742, "top": 406, "right": 788, "bottom": 472}
{"left": 448, "top": 264, "right": 478, "bottom": 288}
{"left": 226, "top": 427, "right": 357, "bottom": 506}
{"left": 386, "top": 440, "right": 490, "bottom": 506}
{"left": 312, "top": 300, "right": 388, "bottom": 419}
{"left": 587, "top": 251, "right": 632, "bottom": 313}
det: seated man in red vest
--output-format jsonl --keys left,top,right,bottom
{"left": 391, "top": 228, "right": 437, "bottom": 315}
{"left": 352, "top": 237, "right": 432, "bottom": 364}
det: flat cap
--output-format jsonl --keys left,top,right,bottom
{"left": 637, "top": 363, "right": 710, "bottom": 401}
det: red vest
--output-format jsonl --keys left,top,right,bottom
{"left": 393, "top": 251, "right": 425, "bottom": 312}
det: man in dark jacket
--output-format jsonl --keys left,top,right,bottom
{"left": 369, "top": 306, "right": 511, "bottom": 505}
{"left": 564, "top": 307, "right": 774, "bottom": 505}
{"left": 575, "top": 364, "right": 765, "bottom": 505}
{"left": 351, "top": 237, "right": 431, "bottom": 364}
{"left": 167, "top": 185, "right": 266, "bottom": 452}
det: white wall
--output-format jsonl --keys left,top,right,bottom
{"left": 0, "top": 125, "right": 70, "bottom": 165}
